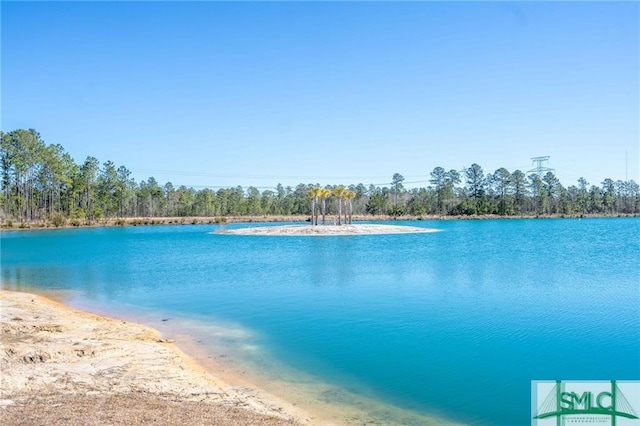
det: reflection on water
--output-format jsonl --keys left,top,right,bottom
{"left": 1, "top": 218, "right": 639, "bottom": 425}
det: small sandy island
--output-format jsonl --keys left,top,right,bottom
{"left": 222, "top": 224, "right": 439, "bottom": 236}
{"left": 0, "top": 290, "right": 303, "bottom": 426}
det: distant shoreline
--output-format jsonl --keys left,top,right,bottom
{"left": 1, "top": 213, "right": 637, "bottom": 232}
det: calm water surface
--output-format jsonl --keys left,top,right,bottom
{"left": 2, "top": 218, "right": 639, "bottom": 425}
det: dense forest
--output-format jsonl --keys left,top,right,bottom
{"left": 1, "top": 128, "right": 639, "bottom": 226}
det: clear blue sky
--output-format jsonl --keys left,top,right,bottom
{"left": 2, "top": 1, "right": 638, "bottom": 190}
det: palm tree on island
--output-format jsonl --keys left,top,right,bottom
{"left": 306, "top": 186, "right": 360, "bottom": 226}
{"left": 319, "top": 188, "right": 331, "bottom": 225}
{"left": 332, "top": 186, "right": 345, "bottom": 225}
{"left": 306, "top": 187, "right": 321, "bottom": 225}
{"left": 344, "top": 190, "right": 355, "bottom": 224}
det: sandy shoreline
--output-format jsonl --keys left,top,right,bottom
{"left": 0, "top": 290, "right": 462, "bottom": 425}
{"left": 220, "top": 224, "right": 439, "bottom": 236}
{"left": 0, "top": 290, "right": 305, "bottom": 425}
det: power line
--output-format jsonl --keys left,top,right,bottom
{"left": 131, "top": 168, "right": 427, "bottom": 182}
{"left": 527, "top": 156, "right": 555, "bottom": 177}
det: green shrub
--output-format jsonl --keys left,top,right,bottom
{"left": 92, "top": 207, "right": 104, "bottom": 220}
{"left": 52, "top": 214, "right": 66, "bottom": 228}
{"left": 73, "top": 209, "right": 86, "bottom": 220}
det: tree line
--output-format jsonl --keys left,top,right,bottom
{"left": 1, "top": 128, "right": 638, "bottom": 225}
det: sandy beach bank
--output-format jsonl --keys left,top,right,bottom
{"left": 0, "top": 289, "right": 464, "bottom": 426}
{"left": 0, "top": 290, "right": 305, "bottom": 426}
{"left": 0, "top": 288, "right": 468, "bottom": 426}
{"left": 221, "top": 224, "right": 440, "bottom": 236}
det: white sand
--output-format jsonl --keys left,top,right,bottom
{"left": 221, "top": 224, "right": 439, "bottom": 236}
{"left": 0, "top": 290, "right": 303, "bottom": 425}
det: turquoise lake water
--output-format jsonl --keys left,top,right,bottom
{"left": 1, "top": 218, "right": 639, "bottom": 425}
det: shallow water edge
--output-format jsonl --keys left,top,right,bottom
{"left": 0, "top": 285, "right": 464, "bottom": 426}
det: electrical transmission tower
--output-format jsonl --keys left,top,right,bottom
{"left": 528, "top": 156, "right": 555, "bottom": 177}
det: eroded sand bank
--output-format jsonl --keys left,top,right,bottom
{"left": 221, "top": 224, "right": 439, "bottom": 236}
{"left": 0, "top": 290, "right": 304, "bottom": 425}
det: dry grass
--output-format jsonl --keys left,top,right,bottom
{"left": 0, "top": 394, "right": 301, "bottom": 426}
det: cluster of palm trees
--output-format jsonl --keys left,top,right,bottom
{"left": 306, "top": 186, "right": 356, "bottom": 226}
